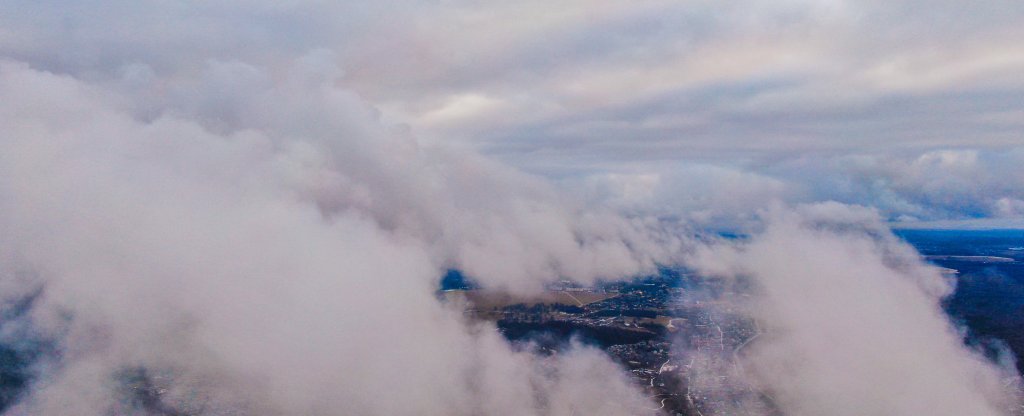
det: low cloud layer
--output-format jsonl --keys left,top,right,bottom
{"left": 689, "top": 203, "right": 1020, "bottom": 415}
{"left": 0, "top": 58, "right": 672, "bottom": 415}
{"left": 574, "top": 148, "right": 1024, "bottom": 227}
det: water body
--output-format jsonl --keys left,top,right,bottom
{"left": 895, "top": 229, "right": 1024, "bottom": 373}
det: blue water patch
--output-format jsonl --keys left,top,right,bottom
{"left": 897, "top": 229, "right": 1024, "bottom": 372}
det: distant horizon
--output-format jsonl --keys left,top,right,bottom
{"left": 889, "top": 220, "right": 1024, "bottom": 231}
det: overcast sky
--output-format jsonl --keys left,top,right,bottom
{"left": 2, "top": 2, "right": 1023, "bottom": 415}
{"left": 3, "top": 0, "right": 1022, "bottom": 225}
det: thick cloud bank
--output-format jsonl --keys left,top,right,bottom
{"left": 691, "top": 203, "right": 1020, "bottom": 415}
{"left": 0, "top": 58, "right": 674, "bottom": 415}
{"left": 1, "top": 55, "right": 1017, "bottom": 415}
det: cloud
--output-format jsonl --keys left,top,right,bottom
{"left": 1, "top": 1, "right": 1022, "bottom": 415}
{"left": 2, "top": 0, "right": 1022, "bottom": 221}
{"left": 559, "top": 146, "right": 1024, "bottom": 226}
{"left": 565, "top": 165, "right": 794, "bottom": 228}
{"left": 764, "top": 149, "right": 1024, "bottom": 222}
{"left": 0, "top": 57, "right": 677, "bottom": 414}
{"left": 688, "top": 203, "right": 1019, "bottom": 415}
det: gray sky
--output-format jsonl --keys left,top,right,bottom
{"left": 2, "top": 0, "right": 1023, "bottom": 224}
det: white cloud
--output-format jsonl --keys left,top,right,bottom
{"left": 688, "top": 203, "right": 1019, "bottom": 415}
{"left": 0, "top": 57, "right": 672, "bottom": 415}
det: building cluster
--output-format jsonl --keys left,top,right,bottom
{"left": 475, "top": 273, "right": 767, "bottom": 415}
